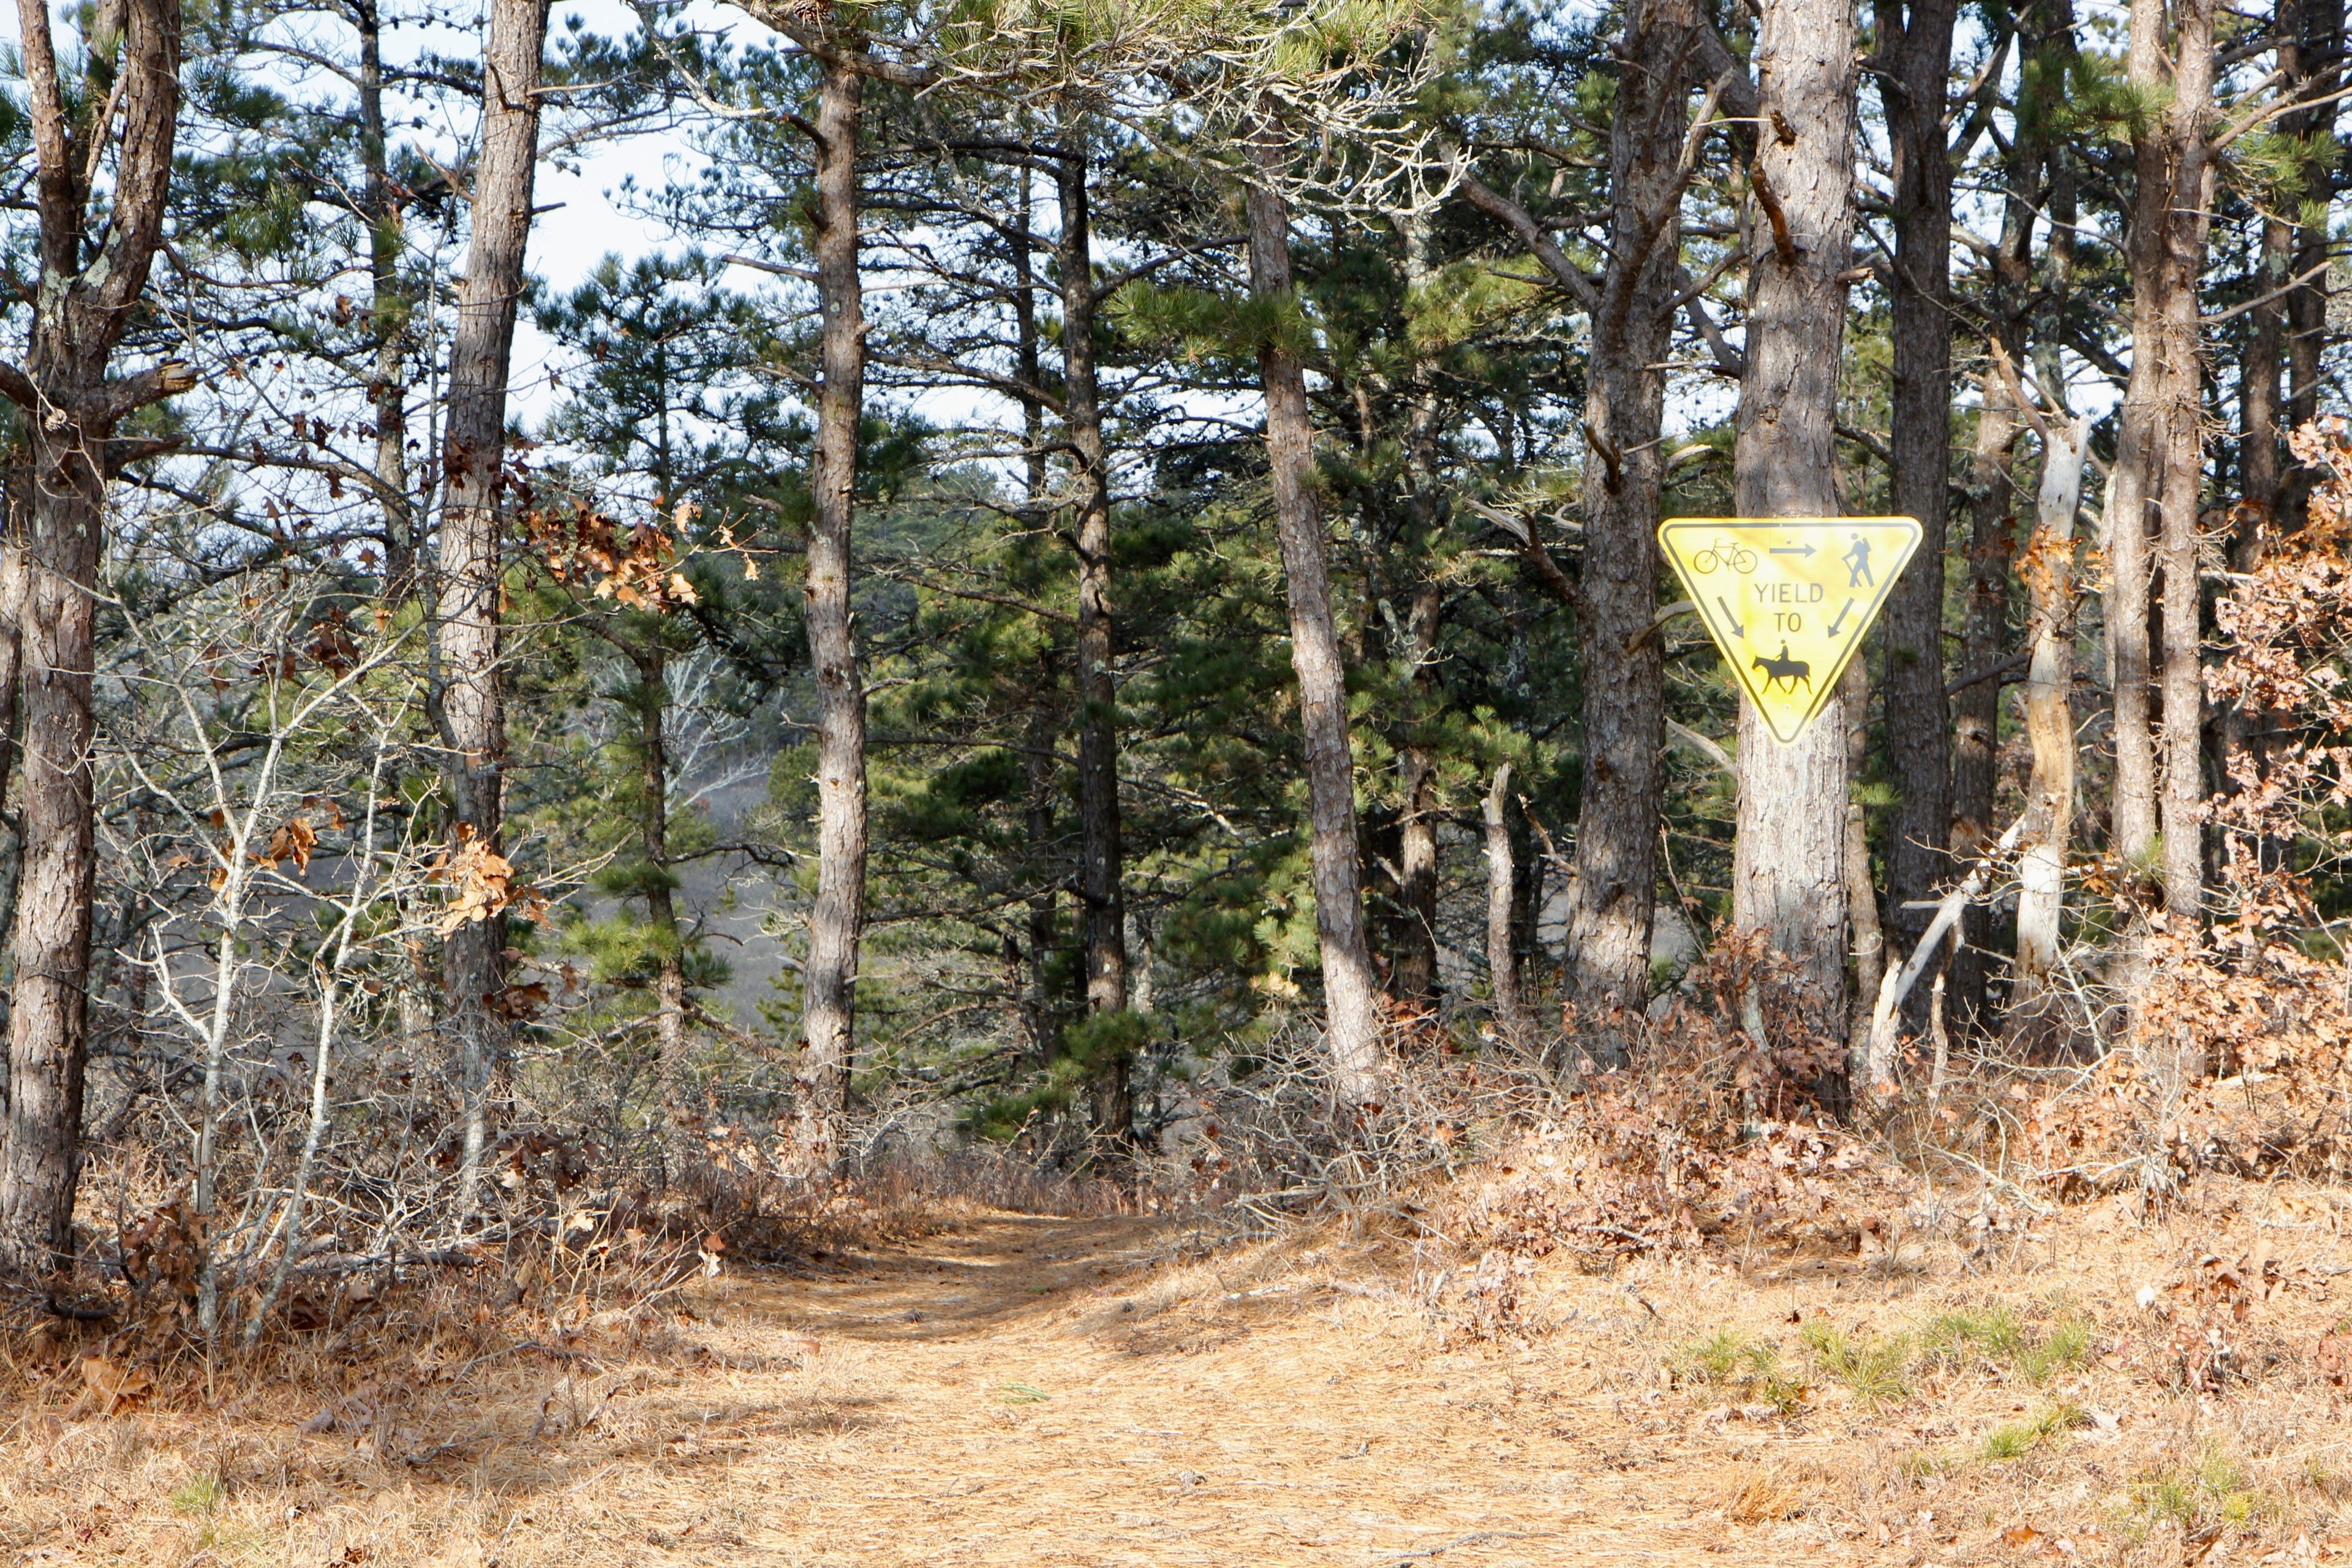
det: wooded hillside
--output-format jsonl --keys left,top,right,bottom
{"left": 0, "top": 0, "right": 2342, "bottom": 1320}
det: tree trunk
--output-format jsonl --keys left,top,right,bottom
{"left": 2011, "top": 415, "right": 2087, "bottom": 1030}
{"left": 1244, "top": 116, "right": 1382, "bottom": 1103}
{"left": 2283, "top": 0, "right": 2345, "bottom": 529}
{"left": 2158, "top": 256, "right": 2213, "bottom": 925}
{"left": 1054, "top": 146, "right": 1132, "bottom": 1139}
{"left": 0, "top": 0, "right": 184, "bottom": 1280}
{"left": 437, "top": 0, "right": 545, "bottom": 1215}
{"left": 1874, "top": 0, "right": 1962, "bottom": 986}
{"left": 1483, "top": 764, "right": 1532, "bottom": 1045}
{"left": 1393, "top": 581, "right": 1442, "bottom": 1003}
{"left": 1390, "top": 211, "right": 1445, "bottom": 1007}
{"left": 2242, "top": 214, "right": 2287, "bottom": 522}
{"left": 1730, "top": 0, "right": 1857, "bottom": 1043}
{"left": 2108, "top": 0, "right": 2218, "bottom": 889}
{"left": 1557, "top": 0, "right": 1698, "bottom": 1035}
{"left": 355, "top": 0, "right": 417, "bottom": 600}
{"left": 1, "top": 415, "right": 107, "bottom": 1278}
{"left": 1020, "top": 677, "right": 1057, "bottom": 1063}
{"left": 1842, "top": 658, "right": 1885, "bottom": 1072}
{"left": 636, "top": 647, "right": 687, "bottom": 1074}
{"left": 2124, "top": 0, "right": 2216, "bottom": 925}
{"left": 367, "top": 5, "right": 429, "bottom": 1073}
{"left": 1011, "top": 168, "right": 1057, "bottom": 1066}
{"left": 2104, "top": 417, "right": 2160, "bottom": 875}
{"left": 794, "top": 58, "right": 870, "bottom": 1167}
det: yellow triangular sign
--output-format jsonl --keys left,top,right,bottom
{"left": 1658, "top": 517, "right": 1921, "bottom": 746}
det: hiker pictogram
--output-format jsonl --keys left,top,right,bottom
{"left": 1844, "top": 533, "right": 1874, "bottom": 587}
{"left": 1658, "top": 516, "right": 1923, "bottom": 745}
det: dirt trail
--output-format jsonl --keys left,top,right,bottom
{"left": 609, "top": 1212, "right": 1721, "bottom": 1567}
{"left": 26, "top": 1199, "right": 2286, "bottom": 1566}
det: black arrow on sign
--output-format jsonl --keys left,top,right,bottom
{"left": 1827, "top": 598, "right": 1856, "bottom": 636}
{"left": 1714, "top": 595, "right": 1745, "bottom": 638}
{"left": 1769, "top": 543, "right": 1817, "bottom": 558}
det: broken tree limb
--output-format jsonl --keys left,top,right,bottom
{"left": 1861, "top": 810, "right": 2029, "bottom": 1097}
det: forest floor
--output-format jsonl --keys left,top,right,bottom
{"left": 8, "top": 1182, "right": 2352, "bottom": 1566}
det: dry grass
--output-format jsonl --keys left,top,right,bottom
{"left": 5, "top": 1172, "right": 2352, "bottom": 1564}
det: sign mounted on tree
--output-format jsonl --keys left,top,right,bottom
{"left": 1657, "top": 517, "right": 1922, "bottom": 746}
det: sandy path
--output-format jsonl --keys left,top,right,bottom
{"left": 25, "top": 1197, "right": 2323, "bottom": 1566}
{"left": 575, "top": 1212, "right": 1741, "bottom": 1568}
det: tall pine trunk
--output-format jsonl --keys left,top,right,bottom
{"left": 437, "top": 0, "right": 545, "bottom": 1214}
{"left": 356, "top": 0, "right": 417, "bottom": 601}
{"left": 1245, "top": 118, "right": 1382, "bottom": 1102}
{"left": 2242, "top": 213, "right": 2287, "bottom": 520}
{"left": 1484, "top": 763, "right": 1532, "bottom": 1044}
{"left": 1011, "top": 163, "right": 1057, "bottom": 1063}
{"left": 795, "top": 58, "right": 869, "bottom": 1167}
{"left": 0, "top": 0, "right": 185, "bottom": 1278}
{"left": 1393, "top": 581, "right": 1442, "bottom": 1002}
{"left": 1559, "top": 0, "right": 1697, "bottom": 1031}
{"left": 2114, "top": 0, "right": 2215, "bottom": 932}
{"left": 638, "top": 647, "right": 687, "bottom": 1072}
{"left": 1874, "top": 0, "right": 1961, "bottom": 989}
{"left": 1054, "top": 145, "right": 1133, "bottom": 1139}
{"left": 2283, "top": 0, "right": 2345, "bottom": 528}
{"left": 1730, "top": 0, "right": 1858, "bottom": 1044}
{"left": 1392, "top": 213, "right": 1444, "bottom": 1006}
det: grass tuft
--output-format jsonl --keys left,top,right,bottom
{"left": 1675, "top": 1331, "right": 1806, "bottom": 1413}
{"left": 1801, "top": 1321, "right": 1910, "bottom": 1409}
{"left": 1923, "top": 1305, "right": 2024, "bottom": 1365}
{"left": 1980, "top": 1401, "right": 2090, "bottom": 1462}
{"left": 2016, "top": 1314, "right": 2095, "bottom": 1385}
{"left": 2124, "top": 1443, "right": 2267, "bottom": 1537}
{"left": 170, "top": 1475, "right": 224, "bottom": 1516}
{"left": 1679, "top": 1329, "right": 1773, "bottom": 1386}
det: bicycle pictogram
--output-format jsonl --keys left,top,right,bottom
{"left": 1691, "top": 539, "right": 1757, "bottom": 574}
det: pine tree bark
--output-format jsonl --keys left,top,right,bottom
{"left": 2283, "top": 0, "right": 2345, "bottom": 527}
{"left": 1447, "top": 0, "right": 1711, "bottom": 1035}
{"left": 636, "top": 647, "right": 687, "bottom": 1073}
{"left": 353, "top": 0, "right": 417, "bottom": 600}
{"left": 1393, "top": 580, "right": 1442, "bottom": 1003}
{"left": 2125, "top": 0, "right": 2216, "bottom": 924}
{"left": 0, "top": 0, "right": 186, "bottom": 1278}
{"left": 1245, "top": 116, "right": 1382, "bottom": 1103}
{"left": 1054, "top": 145, "right": 1132, "bottom": 1139}
{"left": 1011, "top": 164, "right": 1057, "bottom": 1065}
{"left": 1949, "top": 388, "right": 2015, "bottom": 1028}
{"left": 1556, "top": 0, "right": 1694, "bottom": 1033}
{"left": 1843, "top": 658, "right": 1885, "bottom": 1071}
{"left": 1873, "top": 0, "right": 1962, "bottom": 985}
{"left": 1730, "top": 0, "right": 1857, "bottom": 1043}
{"left": 2242, "top": 214, "right": 2287, "bottom": 521}
{"left": 437, "top": 0, "right": 546, "bottom": 1215}
{"left": 794, "top": 58, "right": 869, "bottom": 1167}
{"left": 2107, "top": 0, "right": 2217, "bottom": 888}
{"left": 1391, "top": 212, "right": 1444, "bottom": 1006}
{"left": 1483, "top": 763, "right": 1532, "bottom": 1045}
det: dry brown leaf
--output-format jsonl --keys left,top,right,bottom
{"left": 78, "top": 1355, "right": 152, "bottom": 1415}
{"left": 258, "top": 815, "right": 317, "bottom": 873}
{"left": 435, "top": 833, "right": 515, "bottom": 933}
